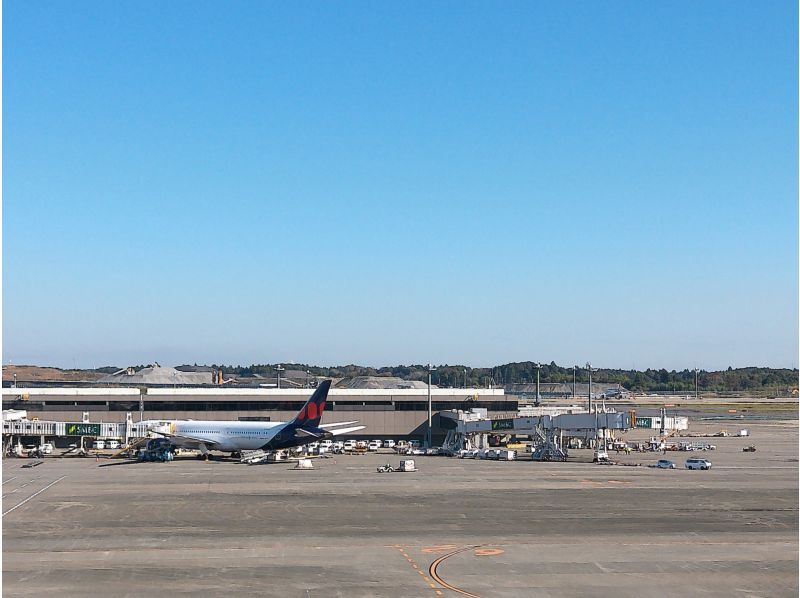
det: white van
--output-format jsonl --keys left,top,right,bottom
{"left": 368, "top": 440, "right": 381, "bottom": 451}
{"left": 92, "top": 440, "right": 105, "bottom": 450}
{"left": 107, "top": 440, "right": 120, "bottom": 450}
{"left": 343, "top": 440, "right": 357, "bottom": 451}
{"left": 685, "top": 458, "right": 712, "bottom": 470}
{"left": 384, "top": 440, "right": 396, "bottom": 449}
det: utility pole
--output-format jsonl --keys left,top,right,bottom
{"left": 427, "top": 364, "right": 436, "bottom": 448}
{"left": 535, "top": 362, "right": 542, "bottom": 406}
{"left": 276, "top": 364, "right": 284, "bottom": 389}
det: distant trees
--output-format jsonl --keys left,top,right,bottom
{"left": 194, "top": 361, "right": 797, "bottom": 394}
{"left": 93, "top": 366, "right": 121, "bottom": 374}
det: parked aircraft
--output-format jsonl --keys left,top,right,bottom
{"left": 144, "top": 380, "right": 364, "bottom": 455}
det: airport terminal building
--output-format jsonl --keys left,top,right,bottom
{"left": 1, "top": 385, "right": 514, "bottom": 441}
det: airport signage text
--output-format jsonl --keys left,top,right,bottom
{"left": 491, "top": 419, "right": 514, "bottom": 431}
{"left": 65, "top": 423, "right": 101, "bottom": 436}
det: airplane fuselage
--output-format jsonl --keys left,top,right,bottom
{"left": 169, "top": 420, "right": 284, "bottom": 451}
{"left": 148, "top": 419, "right": 335, "bottom": 452}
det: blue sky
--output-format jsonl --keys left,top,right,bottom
{"left": 3, "top": 1, "right": 797, "bottom": 370}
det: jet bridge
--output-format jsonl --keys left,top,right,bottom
{"left": 440, "top": 410, "right": 632, "bottom": 461}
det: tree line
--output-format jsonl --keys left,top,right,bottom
{"left": 185, "top": 361, "right": 797, "bottom": 394}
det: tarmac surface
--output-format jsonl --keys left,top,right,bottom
{"left": 2, "top": 420, "right": 798, "bottom": 597}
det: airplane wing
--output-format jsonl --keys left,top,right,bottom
{"left": 319, "top": 421, "right": 359, "bottom": 429}
{"left": 329, "top": 425, "right": 366, "bottom": 436}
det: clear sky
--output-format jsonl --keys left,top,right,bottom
{"left": 3, "top": 1, "right": 797, "bottom": 371}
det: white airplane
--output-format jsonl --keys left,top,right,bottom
{"left": 144, "top": 380, "right": 364, "bottom": 455}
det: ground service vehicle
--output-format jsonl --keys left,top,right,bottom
{"left": 685, "top": 458, "right": 712, "bottom": 470}
{"left": 657, "top": 459, "right": 676, "bottom": 469}
{"left": 137, "top": 438, "right": 174, "bottom": 462}
{"left": 593, "top": 450, "right": 610, "bottom": 462}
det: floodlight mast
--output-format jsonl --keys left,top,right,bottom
{"left": 586, "top": 362, "right": 598, "bottom": 413}
{"left": 427, "top": 364, "right": 436, "bottom": 448}
{"left": 573, "top": 366, "right": 578, "bottom": 399}
{"left": 535, "top": 363, "right": 542, "bottom": 406}
{"left": 695, "top": 368, "right": 699, "bottom": 401}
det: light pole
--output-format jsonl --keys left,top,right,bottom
{"left": 573, "top": 366, "right": 577, "bottom": 400}
{"left": 586, "top": 362, "right": 597, "bottom": 413}
{"left": 464, "top": 368, "right": 467, "bottom": 388}
{"left": 427, "top": 363, "right": 436, "bottom": 448}
{"left": 535, "top": 362, "right": 542, "bottom": 406}
{"left": 694, "top": 368, "right": 699, "bottom": 400}
{"left": 13, "top": 373, "right": 16, "bottom": 388}
{"left": 276, "top": 364, "right": 284, "bottom": 389}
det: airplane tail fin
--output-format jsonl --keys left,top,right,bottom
{"left": 288, "top": 380, "right": 331, "bottom": 429}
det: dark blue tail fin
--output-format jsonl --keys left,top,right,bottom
{"left": 288, "top": 380, "right": 331, "bottom": 429}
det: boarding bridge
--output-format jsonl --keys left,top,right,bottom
{"left": 440, "top": 410, "right": 631, "bottom": 460}
{"left": 2, "top": 412, "right": 153, "bottom": 446}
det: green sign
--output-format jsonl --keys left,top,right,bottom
{"left": 491, "top": 419, "right": 514, "bottom": 431}
{"left": 65, "top": 423, "right": 101, "bottom": 436}
{"left": 636, "top": 417, "right": 652, "bottom": 428}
